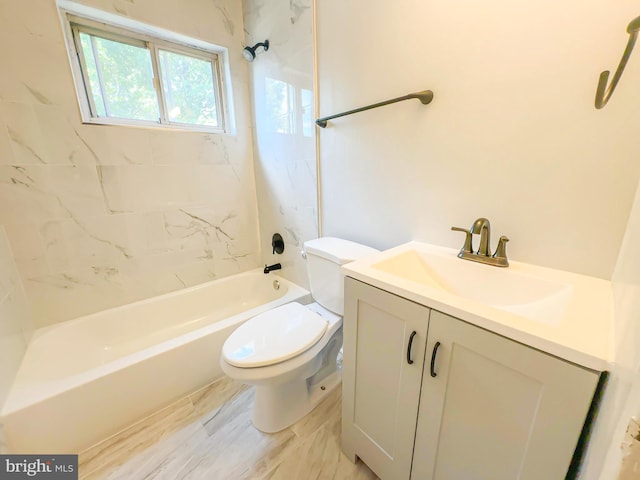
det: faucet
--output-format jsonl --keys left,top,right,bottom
{"left": 451, "top": 218, "right": 509, "bottom": 267}
{"left": 470, "top": 217, "right": 491, "bottom": 256}
{"left": 264, "top": 263, "right": 282, "bottom": 274}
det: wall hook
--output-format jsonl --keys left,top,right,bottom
{"left": 595, "top": 16, "right": 640, "bottom": 109}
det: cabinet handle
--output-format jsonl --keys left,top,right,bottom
{"left": 407, "top": 331, "right": 417, "bottom": 364}
{"left": 430, "top": 341, "right": 441, "bottom": 377}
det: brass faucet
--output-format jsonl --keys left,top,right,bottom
{"left": 451, "top": 218, "right": 509, "bottom": 267}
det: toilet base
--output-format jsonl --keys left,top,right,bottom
{"left": 252, "top": 371, "right": 341, "bottom": 433}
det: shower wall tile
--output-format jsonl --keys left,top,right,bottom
{"left": 0, "top": 226, "right": 31, "bottom": 412}
{"left": 0, "top": 120, "right": 16, "bottom": 165}
{"left": 97, "top": 165, "right": 247, "bottom": 214}
{"left": 243, "top": 0, "right": 317, "bottom": 289}
{"left": 0, "top": 425, "right": 7, "bottom": 454}
{"left": 0, "top": 39, "right": 77, "bottom": 108}
{"left": 0, "top": 103, "right": 50, "bottom": 165}
{"left": 164, "top": 256, "right": 255, "bottom": 288}
{"left": 24, "top": 274, "right": 129, "bottom": 327}
{"left": 0, "top": 165, "right": 105, "bottom": 224}
{"left": 117, "top": 248, "right": 258, "bottom": 289}
{"left": 1, "top": 223, "right": 45, "bottom": 271}
{"left": 32, "top": 104, "right": 101, "bottom": 166}
{"left": 149, "top": 131, "right": 229, "bottom": 166}
{"left": 0, "top": 0, "right": 261, "bottom": 327}
{"left": 0, "top": 0, "right": 78, "bottom": 107}
{"left": 0, "top": 294, "right": 28, "bottom": 339}
{"left": 99, "top": 128, "right": 152, "bottom": 166}
{"left": 0, "top": 332, "right": 26, "bottom": 417}
{"left": 11, "top": 206, "right": 261, "bottom": 327}
{"left": 0, "top": 228, "right": 31, "bottom": 336}
{"left": 163, "top": 206, "right": 253, "bottom": 243}
{"left": 39, "top": 218, "right": 127, "bottom": 273}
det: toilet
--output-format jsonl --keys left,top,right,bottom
{"left": 220, "top": 237, "right": 378, "bottom": 433}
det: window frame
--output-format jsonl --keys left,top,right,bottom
{"left": 154, "top": 43, "right": 225, "bottom": 129}
{"left": 61, "top": 11, "right": 229, "bottom": 133}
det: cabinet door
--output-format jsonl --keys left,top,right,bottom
{"left": 411, "top": 310, "right": 600, "bottom": 480}
{"left": 343, "top": 278, "right": 430, "bottom": 480}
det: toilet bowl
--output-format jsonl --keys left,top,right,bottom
{"left": 220, "top": 237, "right": 378, "bottom": 433}
{"left": 221, "top": 302, "right": 342, "bottom": 432}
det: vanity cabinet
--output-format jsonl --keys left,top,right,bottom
{"left": 342, "top": 278, "right": 602, "bottom": 480}
{"left": 412, "top": 309, "right": 600, "bottom": 480}
{"left": 342, "top": 277, "right": 430, "bottom": 479}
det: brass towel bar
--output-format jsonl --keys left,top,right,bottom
{"left": 316, "top": 90, "right": 434, "bottom": 128}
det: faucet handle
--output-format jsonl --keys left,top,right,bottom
{"left": 493, "top": 236, "right": 509, "bottom": 262}
{"left": 451, "top": 226, "right": 473, "bottom": 253}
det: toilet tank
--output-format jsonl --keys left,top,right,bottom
{"left": 303, "top": 237, "right": 379, "bottom": 315}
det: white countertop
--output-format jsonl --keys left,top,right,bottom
{"left": 342, "top": 241, "right": 613, "bottom": 371}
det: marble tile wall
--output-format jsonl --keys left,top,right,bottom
{"left": 0, "top": 226, "right": 31, "bottom": 436}
{"left": 242, "top": 0, "right": 317, "bottom": 288}
{"left": 0, "top": 0, "right": 261, "bottom": 326}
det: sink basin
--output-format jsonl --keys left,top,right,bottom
{"left": 371, "top": 248, "right": 572, "bottom": 325}
{"left": 342, "top": 240, "right": 613, "bottom": 370}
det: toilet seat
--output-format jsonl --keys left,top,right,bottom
{"left": 222, "top": 302, "right": 328, "bottom": 368}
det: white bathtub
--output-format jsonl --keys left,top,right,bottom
{"left": 1, "top": 270, "right": 309, "bottom": 453}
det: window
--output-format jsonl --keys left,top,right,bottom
{"left": 60, "top": 8, "right": 228, "bottom": 132}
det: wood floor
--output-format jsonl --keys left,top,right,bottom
{"left": 78, "top": 377, "right": 379, "bottom": 479}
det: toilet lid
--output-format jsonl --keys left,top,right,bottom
{"left": 222, "top": 302, "right": 328, "bottom": 368}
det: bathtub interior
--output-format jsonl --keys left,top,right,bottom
{"left": 1, "top": 270, "right": 310, "bottom": 420}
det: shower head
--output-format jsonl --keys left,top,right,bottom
{"left": 242, "top": 40, "right": 269, "bottom": 62}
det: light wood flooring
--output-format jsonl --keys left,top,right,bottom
{"left": 78, "top": 377, "right": 378, "bottom": 479}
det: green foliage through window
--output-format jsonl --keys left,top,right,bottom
{"left": 70, "top": 19, "right": 224, "bottom": 131}
{"left": 159, "top": 49, "right": 218, "bottom": 127}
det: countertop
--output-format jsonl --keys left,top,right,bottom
{"left": 342, "top": 241, "right": 613, "bottom": 371}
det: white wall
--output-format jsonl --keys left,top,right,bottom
{"left": 316, "top": 1, "right": 640, "bottom": 477}
{"left": 587, "top": 176, "right": 640, "bottom": 479}
{"left": 316, "top": 0, "right": 640, "bottom": 280}
{"left": 0, "top": 226, "right": 32, "bottom": 452}
{"left": 243, "top": 0, "right": 317, "bottom": 287}
{"left": 0, "top": 0, "right": 260, "bottom": 327}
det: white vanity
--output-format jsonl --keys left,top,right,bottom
{"left": 341, "top": 241, "right": 611, "bottom": 480}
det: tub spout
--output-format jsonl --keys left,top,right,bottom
{"left": 264, "top": 263, "right": 282, "bottom": 274}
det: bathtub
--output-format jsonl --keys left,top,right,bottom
{"left": 1, "top": 270, "right": 309, "bottom": 453}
